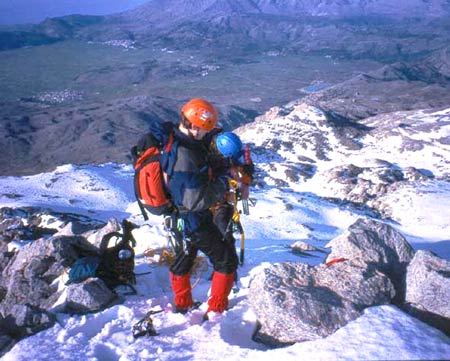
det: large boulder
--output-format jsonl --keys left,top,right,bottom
{"left": 0, "top": 235, "right": 99, "bottom": 334}
{"left": 325, "top": 218, "right": 414, "bottom": 302}
{"left": 249, "top": 261, "right": 395, "bottom": 347}
{"left": 0, "top": 210, "right": 132, "bottom": 354}
{"left": 404, "top": 250, "right": 450, "bottom": 335}
{"left": 56, "top": 278, "right": 117, "bottom": 314}
{"left": 1, "top": 235, "right": 98, "bottom": 311}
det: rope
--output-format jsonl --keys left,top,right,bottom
{"left": 143, "top": 247, "right": 209, "bottom": 289}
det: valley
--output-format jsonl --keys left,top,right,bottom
{"left": 0, "top": 39, "right": 381, "bottom": 110}
{"left": 0, "top": 0, "right": 449, "bottom": 176}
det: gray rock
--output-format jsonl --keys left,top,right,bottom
{"left": 62, "top": 278, "right": 117, "bottom": 314}
{"left": 0, "top": 334, "right": 15, "bottom": 359}
{"left": 1, "top": 304, "right": 55, "bottom": 338}
{"left": 81, "top": 217, "right": 121, "bottom": 249}
{"left": 0, "top": 233, "right": 101, "bottom": 339}
{"left": 0, "top": 314, "right": 15, "bottom": 357}
{"left": 325, "top": 218, "right": 414, "bottom": 303}
{"left": 290, "top": 241, "right": 322, "bottom": 253}
{"left": 404, "top": 250, "right": 450, "bottom": 335}
{"left": 0, "top": 211, "right": 138, "bottom": 348}
{"left": 249, "top": 261, "right": 394, "bottom": 346}
{"left": 323, "top": 163, "right": 405, "bottom": 206}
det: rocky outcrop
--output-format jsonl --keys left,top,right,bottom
{"left": 249, "top": 261, "right": 395, "bottom": 347}
{"left": 321, "top": 162, "right": 408, "bottom": 205}
{"left": 249, "top": 218, "right": 435, "bottom": 347}
{"left": 325, "top": 218, "right": 414, "bottom": 303}
{"left": 0, "top": 235, "right": 99, "bottom": 330}
{"left": 304, "top": 57, "right": 450, "bottom": 121}
{"left": 0, "top": 208, "right": 123, "bottom": 353}
{"left": 404, "top": 250, "right": 450, "bottom": 335}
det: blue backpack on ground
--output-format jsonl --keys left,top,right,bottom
{"left": 67, "top": 255, "right": 101, "bottom": 284}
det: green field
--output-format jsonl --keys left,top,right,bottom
{"left": 0, "top": 40, "right": 382, "bottom": 110}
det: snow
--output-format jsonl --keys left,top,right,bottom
{"left": 1, "top": 104, "right": 450, "bottom": 360}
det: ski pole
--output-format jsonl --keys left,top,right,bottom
{"left": 238, "top": 224, "right": 245, "bottom": 265}
{"left": 232, "top": 212, "right": 245, "bottom": 265}
{"left": 242, "top": 198, "right": 249, "bottom": 215}
{"left": 228, "top": 178, "right": 246, "bottom": 265}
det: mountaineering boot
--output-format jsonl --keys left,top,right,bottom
{"left": 170, "top": 272, "right": 194, "bottom": 313}
{"left": 173, "top": 301, "right": 203, "bottom": 314}
{"left": 206, "top": 271, "right": 235, "bottom": 313}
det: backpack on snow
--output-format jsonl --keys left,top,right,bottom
{"left": 131, "top": 131, "right": 175, "bottom": 220}
{"left": 66, "top": 219, "right": 138, "bottom": 294}
{"left": 96, "top": 219, "right": 138, "bottom": 290}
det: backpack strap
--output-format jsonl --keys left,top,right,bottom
{"left": 99, "top": 231, "right": 122, "bottom": 255}
{"left": 161, "top": 132, "right": 178, "bottom": 180}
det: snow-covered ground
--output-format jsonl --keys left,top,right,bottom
{"left": 1, "top": 103, "right": 450, "bottom": 360}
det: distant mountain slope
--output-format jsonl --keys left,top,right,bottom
{"left": 0, "top": 95, "right": 257, "bottom": 176}
{"left": 121, "top": 0, "right": 450, "bottom": 21}
{"left": 2, "top": 0, "right": 450, "bottom": 56}
{"left": 303, "top": 47, "right": 450, "bottom": 120}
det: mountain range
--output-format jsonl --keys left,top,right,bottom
{"left": 0, "top": 0, "right": 450, "bottom": 176}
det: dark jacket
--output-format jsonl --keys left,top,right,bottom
{"left": 162, "top": 126, "right": 227, "bottom": 233}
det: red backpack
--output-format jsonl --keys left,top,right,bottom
{"left": 131, "top": 132, "right": 175, "bottom": 220}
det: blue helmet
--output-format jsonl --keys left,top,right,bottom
{"left": 216, "top": 132, "right": 243, "bottom": 158}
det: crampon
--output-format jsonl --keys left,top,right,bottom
{"left": 132, "top": 309, "right": 164, "bottom": 338}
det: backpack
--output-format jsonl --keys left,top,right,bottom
{"left": 96, "top": 219, "right": 138, "bottom": 290}
{"left": 66, "top": 255, "right": 101, "bottom": 285}
{"left": 67, "top": 220, "right": 138, "bottom": 294}
{"left": 131, "top": 130, "right": 176, "bottom": 220}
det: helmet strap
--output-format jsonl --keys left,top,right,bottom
{"left": 181, "top": 115, "right": 193, "bottom": 129}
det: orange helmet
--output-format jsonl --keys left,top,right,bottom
{"left": 181, "top": 98, "right": 218, "bottom": 131}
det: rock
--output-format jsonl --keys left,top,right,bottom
{"left": 0, "top": 315, "right": 15, "bottom": 358}
{"left": 325, "top": 218, "right": 414, "bottom": 303}
{"left": 1, "top": 304, "right": 55, "bottom": 338}
{"left": 0, "top": 210, "right": 137, "bottom": 348}
{"left": 290, "top": 241, "right": 322, "bottom": 253}
{"left": 404, "top": 250, "right": 450, "bottom": 335}
{"left": 249, "top": 261, "right": 394, "bottom": 346}
{"left": 322, "top": 162, "right": 405, "bottom": 206}
{"left": 0, "top": 334, "right": 15, "bottom": 358}
{"left": 0, "top": 234, "right": 99, "bottom": 339}
{"left": 0, "top": 251, "right": 14, "bottom": 274}
{"left": 402, "top": 167, "right": 431, "bottom": 181}
{"left": 62, "top": 278, "right": 117, "bottom": 314}
{"left": 83, "top": 217, "right": 121, "bottom": 249}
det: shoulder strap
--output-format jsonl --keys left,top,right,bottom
{"left": 160, "top": 132, "right": 178, "bottom": 179}
{"left": 99, "top": 231, "right": 122, "bottom": 255}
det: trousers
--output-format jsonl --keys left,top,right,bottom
{"left": 169, "top": 219, "right": 238, "bottom": 276}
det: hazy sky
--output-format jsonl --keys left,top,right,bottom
{"left": 0, "top": 0, "right": 150, "bottom": 25}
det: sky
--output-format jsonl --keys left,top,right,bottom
{"left": 0, "top": 0, "right": 150, "bottom": 25}
{"left": 1, "top": 103, "right": 449, "bottom": 360}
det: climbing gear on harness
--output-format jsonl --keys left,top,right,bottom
{"left": 226, "top": 179, "right": 246, "bottom": 265}
{"left": 163, "top": 215, "right": 191, "bottom": 255}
